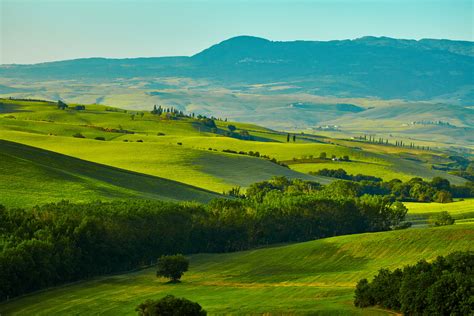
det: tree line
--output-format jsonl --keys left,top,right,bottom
{"left": 354, "top": 251, "right": 473, "bottom": 314}
{"left": 309, "top": 171, "right": 474, "bottom": 203}
{"left": 355, "top": 134, "right": 431, "bottom": 150}
{"left": 0, "top": 177, "right": 408, "bottom": 300}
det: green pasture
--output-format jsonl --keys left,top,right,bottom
{"left": 405, "top": 199, "right": 474, "bottom": 226}
{"left": 0, "top": 140, "right": 219, "bottom": 208}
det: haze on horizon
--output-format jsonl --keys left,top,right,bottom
{"left": 1, "top": 0, "right": 473, "bottom": 65}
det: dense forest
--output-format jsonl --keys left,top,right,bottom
{"left": 354, "top": 251, "right": 474, "bottom": 314}
{"left": 0, "top": 177, "right": 409, "bottom": 300}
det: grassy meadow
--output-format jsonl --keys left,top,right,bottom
{"left": 405, "top": 199, "right": 474, "bottom": 226}
{"left": 0, "top": 139, "right": 219, "bottom": 208}
{"left": 1, "top": 224, "right": 472, "bottom": 315}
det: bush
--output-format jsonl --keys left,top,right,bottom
{"left": 136, "top": 295, "right": 206, "bottom": 316}
{"left": 72, "top": 133, "right": 85, "bottom": 138}
{"left": 156, "top": 254, "right": 189, "bottom": 282}
{"left": 429, "top": 211, "right": 455, "bottom": 226}
{"left": 94, "top": 136, "right": 105, "bottom": 141}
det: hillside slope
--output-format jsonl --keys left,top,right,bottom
{"left": 0, "top": 140, "right": 219, "bottom": 207}
{"left": 1, "top": 224, "right": 472, "bottom": 315}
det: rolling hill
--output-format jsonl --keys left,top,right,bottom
{"left": 0, "top": 98, "right": 468, "bottom": 209}
{"left": 0, "top": 139, "right": 220, "bottom": 208}
{"left": 1, "top": 224, "right": 472, "bottom": 315}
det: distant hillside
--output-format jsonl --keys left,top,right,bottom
{"left": 0, "top": 140, "right": 219, "bottom": 208}
{"left": 1, "top": 36, "right": 473, "bottom": 101}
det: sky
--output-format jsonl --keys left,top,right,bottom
{"left": 1, "top": 0, "right": 473, "bottom": 64}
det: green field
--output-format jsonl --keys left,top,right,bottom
{"left": 0, "top": 139, "right": 219, "bottom": 208}
{"left": 405, "top": 199, "right": 474, "bottom": 226}
{"left": 1, "top": 224, "right": 472, "bottom": 315}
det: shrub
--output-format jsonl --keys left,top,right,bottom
{"left": 94, "top": 136, "right": 106, "bottom": 141}
{"left": 429, "top": 211, "right": 455, "bottom": 226}
{"left": 72, "top": 133, "right": 85, "bottom": 138}
{"left": 136, "top": 295, "right": 206, "bottom": 316}
{"left": 156, "top": 254, "right": 189, "bottom": 282}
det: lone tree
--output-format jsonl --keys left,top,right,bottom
{"left": 57, "top": 100, "right": 68, "bottom": 110}
{"left": 136, "top": 295, "right": 206, "bottom": 316}
{"left": 156, "top": 254, "right": 189, "bottom": 282}
{"left": 227, "top": 124, "right": 236, "bottom": 132}
{"left": 287, "top": 133, "right": 290, "bottom": 142}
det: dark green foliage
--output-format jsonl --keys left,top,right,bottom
{"left": 94, "top": 136, "right": 106, "bottom": 141}
{"left": 429, "top": 211, "right": 455, "bottom": 226}
{"left": 136, "top": 295, "right": 206, "bottom": 316}
{"left": 354, "top": 251, "right": 474, "bottom": 314}
{"left": 227, "top": 124, "right": 236, "bottom": 132}
{"left": 156, "top": 255, "right": 189, "bottom": 282}
{"left": 74, "top": 105, "right": 86, "bottom": 110}
{"left": 201, "top": 118, "right": 216, "bottom": 129}
{"left": 57, "top": 100, "right": 68, "bottom": 110}
{"left": 0, "top": 177, "right": 409, "bottom": 300}
{"left": 312, "top": 168, "right": 382, "bottom": 182}
{"left": 311, "top": 172, "right": 473, "bottom": 201}
{"left": 72, "top": 132, "right": 85, "bottom": 138}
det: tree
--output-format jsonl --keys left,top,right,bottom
{"left": 434, "top": 190, "right": 452, "bottom": 203}
{"left": 319, "top": 152, "right": 327, "bottom": 159}
{"left": 431, "top": 177, "right": 451, "bottom": 192}
{"left": 57, "top": 100, "right": 68, "bottom": 110}
{"left": 227, "top": 125, "right": 236, "bottom": 132}
{"left": 136, "top": 295, "right": 206, "bottom": 316}
{"left": 156, "top": 254, "right": 189, "bottom": 282}
{"left": 287, "top": 133, "right": 290, "bottom": 142}
{"left": 292, "top": 135, "right": 296, "bottom": 142}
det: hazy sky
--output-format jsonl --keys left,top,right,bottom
{"left": 1, "top": 0, "right": 473, "bottom": 64}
